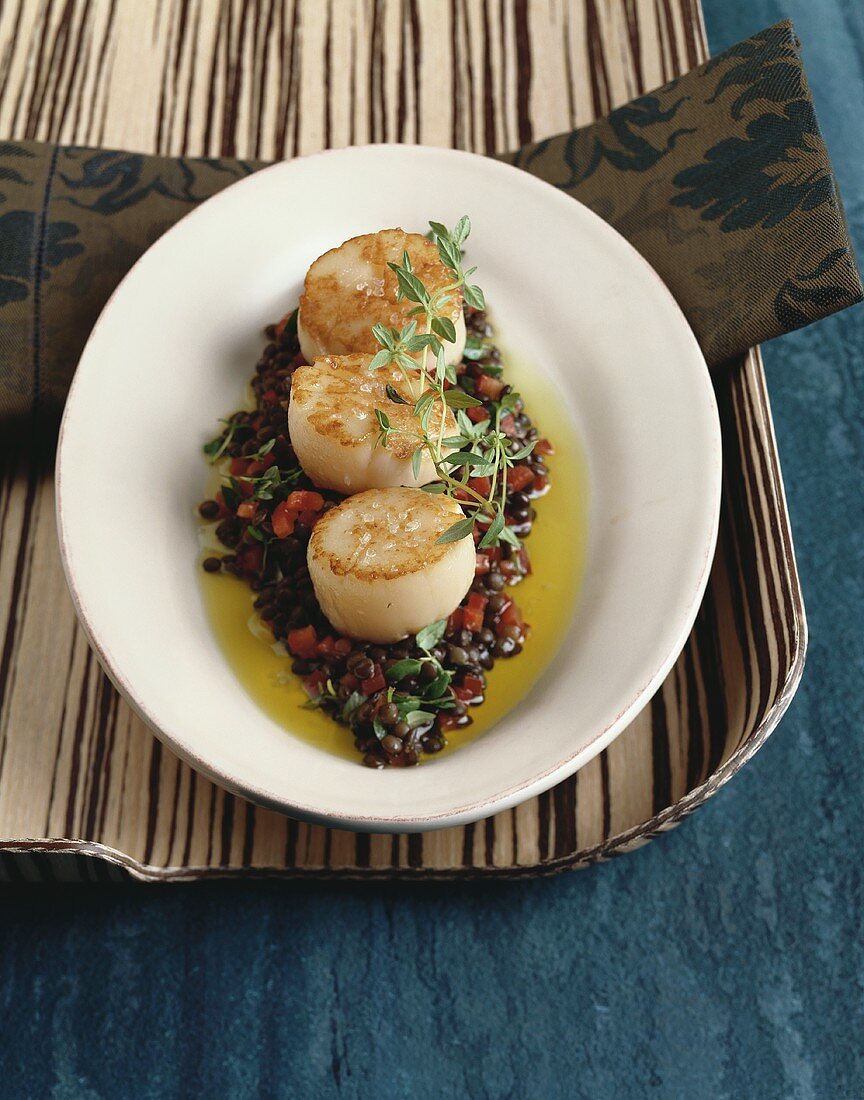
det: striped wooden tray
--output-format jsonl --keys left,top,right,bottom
{"left": 0, "top": 0, "right": 805, "bottom": 882}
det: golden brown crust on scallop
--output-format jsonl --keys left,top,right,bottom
{"left": 298, "top": 230, "right": 462, "bottom": 357}
{"left": 308, "top": 488, "right": 467, "bottom": 581}
{"left": 290, "top": 354, "right": 456, "bottom": 461}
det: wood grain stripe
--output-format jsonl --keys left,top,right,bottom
{"left": 0, "top": 461, "right": 38, "bottom": 780}
{"left": 513, "top": 0, "right": 532, "bottom": 142}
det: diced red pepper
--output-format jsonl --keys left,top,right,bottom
{"left": 361, "top": 667, "right": 386, "bottom": 696}
{"left": 439, "top": 713, "right": 468, "bottom": 733}
{"left": 230, "top": 457, "right": 249, "bottom": 477}
{"left": 245, "top": 459, "right": 270, "bottom": 477}
{"left": 334, "top": 638, "right": 353, "bottom": 657}
{"left": 507, "top": 465, "right": 534, "bottom": 493}
{"left": 285, "top": 490, "right": 325, "bottom": 512}
{"left": 447, "top": 607, "right": 463, "bottom": 633}
{"left": 485, "top": 547, "right": 502, "bottom": 564}
{"left": 463, "top": 606, "right": 482, "bottom": 632}
{"left": 474, "top": 553, "right": 491, "bottom": 576}
{"left": 453, "top": 686, "right": 475, "bottom": 703}
{"left": 214, "top": 492, "right": 231, "bottom": 518}
{"left": 533, "top": 474, "right": 550, "bottom": 495}
{"left": 341, "top": 673, "right": 360, "bottom": 692}
{"left": 287, "top": 625, "right": 318, "bottom": 659}
{"left": 476, "top": 374, "right": 505, "bottom": 400}
{"left": 317, "top": 635, "right": 337, "bottom": 657}
{"left": 498, "top": 600, "right": 524, "bottom": 634}
{"left": 500, "top": 559, "right": 519, "bottom": 578}
{"left": 500, "top": 602, "right": 522, "bottom": 626}
{"left": 534, "top": 438, "right": 554, "bottom": 455}
{"left": 462, "top": 674, "right": 485, "bottom": 697}
{"left": 499, "top": 414, "right": 516, "bottom": 436}
{"left": 468, "top": 476, "right": 491, "bottom": 498}
{"left": 262, "top": 389, "right": 278, "bottom": 406}
{"left": 271, "top": 501, "right": 298, "bottom": 538}
{"left": 297, "top": 508, "right": 321, "bottom": 529}
{"left": 236, "top": 499, "right": 257, "bottom": 521}
{"left": 462, "top": 592, "right": 488, "bottom": 634}
{"left": 466, "top": 405, "right": 488, "bottom": 423}
{"left": 303, "top": 668, "right": 328, "bottom": 696}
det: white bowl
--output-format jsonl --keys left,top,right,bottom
{"left": 56, "top": 144, "right": 721, "bottom": 833}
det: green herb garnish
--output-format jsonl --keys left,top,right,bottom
{"left": 385, "top": 658, "right": 424, "bottom": 682}
{"left": 366, "top": 216, "right": 531, "bottom": 549}
{"left": 202, "top": 417, "right": 253, "bottom": 463}
{"left": 415, "top": 619, "right": 447, "bottom": 651}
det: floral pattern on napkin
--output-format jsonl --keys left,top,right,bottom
{"left": 504, "top": 21, "right": 861, "bottom": 364}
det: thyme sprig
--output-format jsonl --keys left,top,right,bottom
{"left": 219, "top": 463, "right": 303, "bottom": 511}
{"left": 368, "top": 216, "right": 533, "bottom": 548}
{"left": 303, "top": 618, "right": 457, "bottom": 732}
{"left": 202, "top": 416, "right": 254, "bottom": 462}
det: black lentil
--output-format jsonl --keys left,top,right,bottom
{"left": 379, "top": 703, "right": 399, "bottom": 726}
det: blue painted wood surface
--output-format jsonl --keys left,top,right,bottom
{"left": 1, "top": 2, "right": 861, "bottom": 1096}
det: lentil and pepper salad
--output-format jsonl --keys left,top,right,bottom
{"left": 198, "top": 305, "right": 554, "bottom": 768}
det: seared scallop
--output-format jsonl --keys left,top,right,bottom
{"left": 288, "top": 353, "right": 457, "bottom": 493}
{"left": 307, "top": 487, "right": 475, "bottom": 643}
{"left": 297, "top": 229, "right": 467, "bottom": 367}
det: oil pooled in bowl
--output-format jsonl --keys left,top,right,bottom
{"left": 199, "top": 353, "right": 588, "bottom": 761}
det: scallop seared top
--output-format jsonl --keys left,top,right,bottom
{"left": 307, "top": 489, "right": 475, "bottom": 642}
{"left": 310, "top": 488, "right": 466, "bottom": 581}
{"left": 288, "top": 354, "right": 457, "bottom": 493}
{"left": 297, "top": 229, "right": 466, "bottom": 366}
{"left": 291, "top": 353, "right": 456, "bottom": 459}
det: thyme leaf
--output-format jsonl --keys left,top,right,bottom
{"left": 415, "top": 619, "right": 447, "bottom": 651}
{"left": 437, "top": 515, "right": 476, "bottom": 544}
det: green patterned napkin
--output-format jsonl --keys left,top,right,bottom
{"left": 0, "top": 21, "right": 860, "bottom": 427}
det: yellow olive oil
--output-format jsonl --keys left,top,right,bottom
{"left": 198, "top": 354, "right": 588, "bottom": 761}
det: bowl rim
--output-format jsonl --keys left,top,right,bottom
{"left": 55, "top": 142, "right": 722, "bottom": 832}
